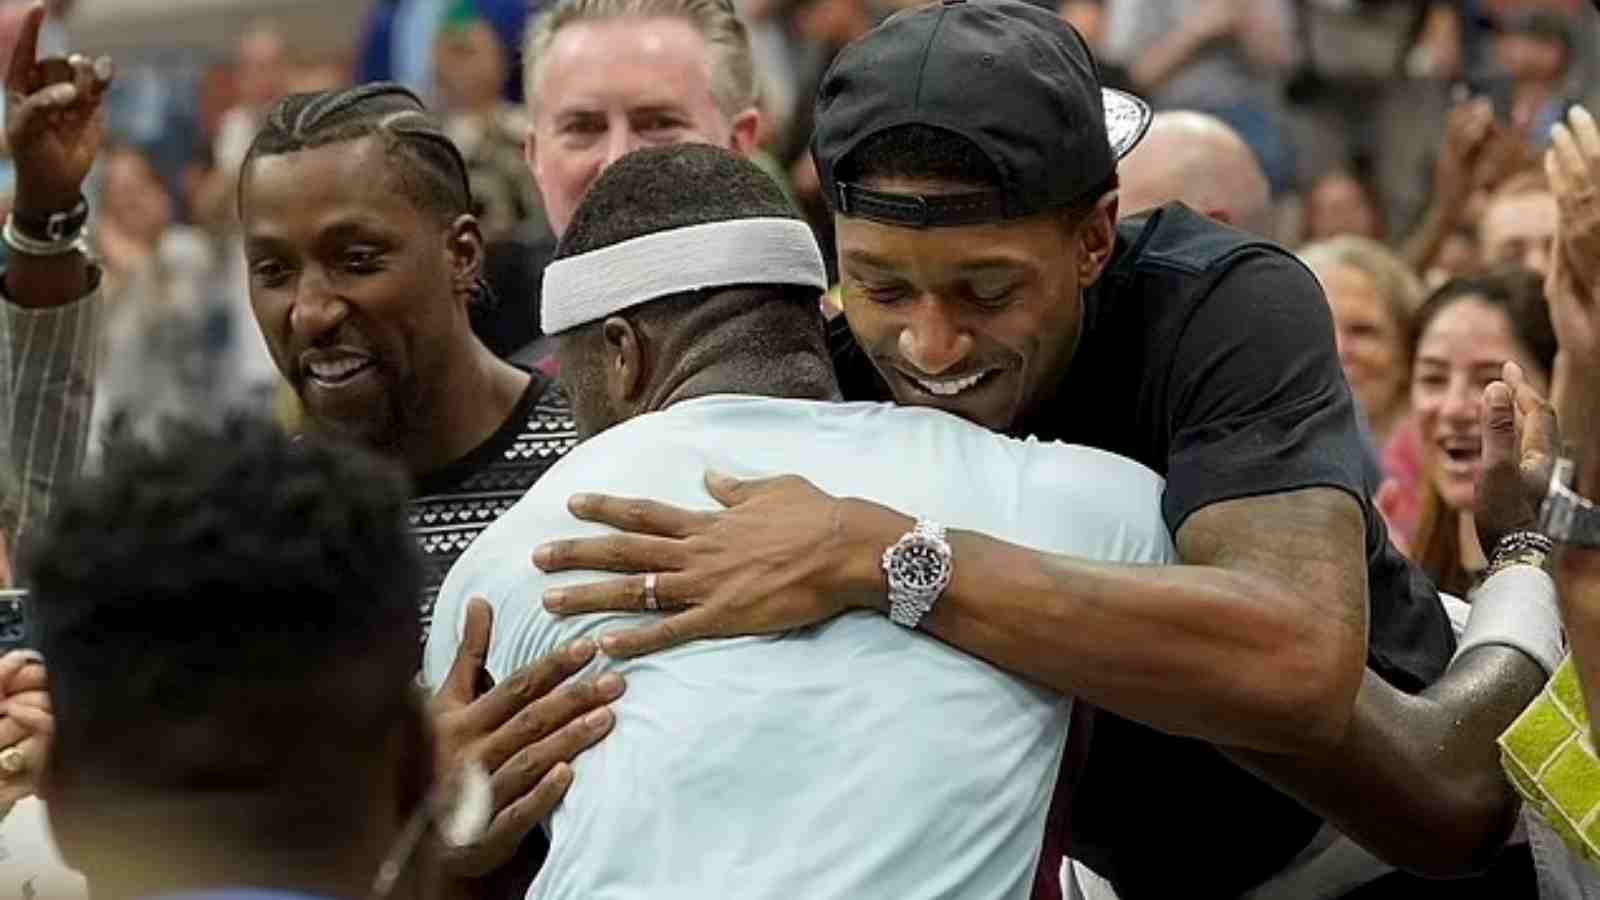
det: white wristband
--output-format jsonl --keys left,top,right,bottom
{"left": 1453, "top": 564, "right": 1565, "bottom": 677}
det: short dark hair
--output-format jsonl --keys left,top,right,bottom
{"left": 837, "top": 123, "right": 1118, "bottom": 222}
{"left": 555, "top": 143, "right": 803, "bottom": 259}
{"left": 240, "top": 82, "right": 473, "bottom": 225}
{"left": 552, "top": 145, "right": 831, "bottom": 430}
{"left": 1413, "top": 267, "right": 1557, "bottom": 377}
{"left": 28, "top": 418, "right": 422, "bottom": 845}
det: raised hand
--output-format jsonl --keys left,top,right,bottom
{"left": 1474, "top": 362, "right": 1558, "bottom": 553}
{"left": 4, "top": 2, "right": 112, "bottom": 216}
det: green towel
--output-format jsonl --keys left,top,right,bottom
{"left": 1501, "top": 654, "right": 1600, "bottom": 862}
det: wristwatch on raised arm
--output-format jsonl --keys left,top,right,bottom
{"left": 1540, "top": 456, "right": 1600, "bottom": 548}
{"left": 881, "top": 517, "right": 953, "bottom": 629}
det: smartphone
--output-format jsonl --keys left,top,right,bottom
{"left": 0, "top": 589, "right": 28, "bottom": 652}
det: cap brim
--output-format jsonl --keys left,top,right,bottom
{"left": 1104, "top": 88, "right": 1152, "bottom": 160}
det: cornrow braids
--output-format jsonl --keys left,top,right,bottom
{"left": 239, "top": 82, "right": 474, "bottom": 227}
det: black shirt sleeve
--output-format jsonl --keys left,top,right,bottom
{"left": 1161, "top": 250, "right": 1372, "bottom": 532}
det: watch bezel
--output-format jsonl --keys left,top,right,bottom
{"left": 881, "top": 519, "right": 953, "bottom": 627}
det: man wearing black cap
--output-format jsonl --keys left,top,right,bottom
{"left": 432, "top": 141, "right": 1182, "bottom": 900}
{"left": 528, "top": 1, "right": 1553, "bottom": 896}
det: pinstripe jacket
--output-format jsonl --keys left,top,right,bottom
{"left": 0, "top": 285, "right": 101, "bottom": 563}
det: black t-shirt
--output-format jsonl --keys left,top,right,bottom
{"left": 828, "top": 204, "right": 1456, "bottom": 898}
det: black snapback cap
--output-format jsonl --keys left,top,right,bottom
{"left": 811, "top": 0, "right": 1151, "bottom": 228}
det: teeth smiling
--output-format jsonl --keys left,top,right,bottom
{"left": 308, "top": 357, "right": 373, "bottom": 381}
{"left": 911, "top": 371, "right": 989, "bottom": 397}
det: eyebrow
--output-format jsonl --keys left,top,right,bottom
{"left": 554, "top": 101, "right": 688, "bottom": 121}
{"left": 244, "top": 220, "right": 394, "bottom": 256}
{"left": 627, "top": 103, "right": 689, "bottom": 117}
{"left": 317, "top": 220, "right": 394, "bottom": 244}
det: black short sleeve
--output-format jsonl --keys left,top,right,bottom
{"left": 1161, "top": 251, "right": 1371, "bottom": 531}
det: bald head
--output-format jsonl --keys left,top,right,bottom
{"left": 1116, "top": 111, "right": 1271, "bottom": 235}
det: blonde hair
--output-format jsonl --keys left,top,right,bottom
{"left": 1299, "top": 235, "right": 1425, "bottom": 344}
{"left": 524, "top": 0, "right": 757, "bottom": 121}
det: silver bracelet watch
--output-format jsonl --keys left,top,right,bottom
{"left": 1541, "top": 457, "right": 1600, "bottom": 548}
{"left": 881, "top": 517, "right": 953, "bottom": 629}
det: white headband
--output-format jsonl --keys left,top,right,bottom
{"left": 541, "top": 217, "right": 829, "bottom": 334}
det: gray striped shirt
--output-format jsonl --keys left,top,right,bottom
{"left": 0, "top": 284, "right": 101, "bottom": 562}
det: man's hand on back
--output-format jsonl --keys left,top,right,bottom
{"left": 431, "top": 598, "right": 624, "bottom": 878}
{"left": 531, "top": 471, "right": 884, "bottom": 657}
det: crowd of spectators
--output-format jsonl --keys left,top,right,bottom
{"left": 4, "top": 0, "right": 1600, "bottom": 898}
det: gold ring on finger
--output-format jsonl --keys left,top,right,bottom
{"left": 0, "top": 745, "right": 27, "bottom": 777}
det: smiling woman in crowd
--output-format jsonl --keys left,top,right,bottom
{"left": 1300, "top": 236, "right": 1424, "bottom": 454}
{"left": 1408, "top": 268, "right": 1555, "bottom": 597}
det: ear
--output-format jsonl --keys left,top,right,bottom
{"left": 600, "top": 315, "right": 647, "bottom": 408}
{"left": 1077, "top": 190, "right": 1120, "bottom": 289}
{"left": 729, "top": 108, "right": 761, "bottom": 158}
{"left": 523, "top": 124, "right": 539, "bottom": 179}
{"left": 446, "top": 214, "right": 487, "bottom": 308}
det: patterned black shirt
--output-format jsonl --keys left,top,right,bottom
{"left": 410, "top": 372, "right": 576, "bottom": 637}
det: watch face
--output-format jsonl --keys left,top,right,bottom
{"left": 894, "top": 541, "right": 948, "bottom": 591}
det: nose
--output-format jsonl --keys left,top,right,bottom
{"left": 603, "top": 124, "right": 645, "bottom": 171}
{"left": 898, "top": 298, "right": 974, "bottom": 376}
{"left": 288, "top": 266, "right": 348, "bottom": 343}
{"left": 1439, "top": 374, "right": 1480, "bottom": 426}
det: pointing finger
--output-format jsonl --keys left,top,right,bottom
{"left": 6, "top": 4, "right": 43, "bottom": 93}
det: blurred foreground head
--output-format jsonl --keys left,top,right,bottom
{"left": 27, "top": 418, "right": 431, "bottom": 900}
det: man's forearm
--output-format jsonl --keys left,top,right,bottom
{"left": 1229, "top": 645, "right": 1541, "bottom": 877}
{"left": 838, "top": 490, "right": 1367, "bottom": 755}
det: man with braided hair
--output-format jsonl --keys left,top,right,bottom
{"left": 5, "top": 74, "right": 619, "bottom": 886}
{"left": 425, "top": 141, "right": 1176, "bottom": 900}
{"left": 243, "top": 81, "right": 627, "bottom": 888}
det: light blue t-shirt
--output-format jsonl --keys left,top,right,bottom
{"left": 425, "top": 395, "right": 1176, "bottom": 900}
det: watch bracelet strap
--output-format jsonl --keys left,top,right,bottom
{"left": 10, "top": 195, "right": 88, "bottom": 243}
{"left": 1542, "top": 463, "right": 1600, "bottom": 547}
{"left": 887, "top": 585, "right": 932, "bottom": 628}
{"left": 2, "top": 216, "right": 87, "bottom": 257}
{"left": 1485, "top": 530, "right": 1554, "bottom": 581}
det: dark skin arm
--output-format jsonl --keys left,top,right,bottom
{"left": 1231, "top": 648, "right": 1536, "bottom": 877}
{"left": 533, "top": 375, "right": 1564, "bottom": 876}
{"left": 1226, "top": 365, "right": 1557, "bottom": 877}
{"left": 1, "top": 2, "right": 108, "bottom": 309}
{"left": 535, "top": 481, "right": 1369, "bottom": 755}
{"left": 915, "top": 487, "right": 1368, "bottom": 752}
